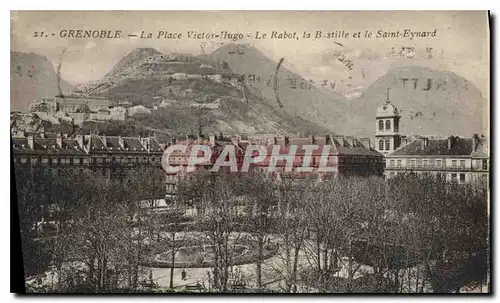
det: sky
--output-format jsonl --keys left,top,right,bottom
{"left": 11, "top": 11, "right": 489, "bottom": 98}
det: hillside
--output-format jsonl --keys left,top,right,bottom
{"left": 198, "top": 44, "right": 351, "bottom": 133}
{"left": 66, "top": 45, "right": 487, "bottom": 138}
{"left": 11, "top": 51, "right": 71, "bottom": 111}
{"left": 71, "top": 47, "right": 330, "bottom": 135}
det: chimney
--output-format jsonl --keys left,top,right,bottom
{"left": 422, "top": 137, "right": 429, "bottom": 149}
{"left": 274, "top": 136, "right": 278, "bottom": 145}
{"left": 333, "top": 135, "right": 345, "bottom": 147}
{"left": 76, "top": 134, "right": 83, "bottom": 149}
{"left": 56, "top": 132, "right": 63, "bottom": 148}
{"left": 118, "top": 136, "right": 125, "bottom": 149}
{"left": 345, "top": 136, "right": 355, "bottom": 147}
{"left": 325, "top": 134, "right": 332, "bottom": 145}
{"left": 27, "top": 133, "right": 34, "bottom": 149}
{"left": 472, "top": 133, "right": 479, "bottom": 151}
{"left": 359, "top": 138, "right": 371, "bottom": 149}
{"left": 447, "top": 136, "right": 454, "bottom": 150}
{"left": 231, "top": 135, "right": 240, "bottom": 146}
{"left": 209, "top": 134, "right": 215, "bottom": 146}
{"left": 312, "top": 135, "right": 316, "bottom": 144}
{"left": 284, "top": 136, "right": 290, "bottom": 146}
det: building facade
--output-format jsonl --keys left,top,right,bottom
{"left": 163, "top": 134, "right": 385, "bottom": 194}
{"left": 385, "top": 134, "right": 489, "bottom": 182}
{"left": 12, "top": 131, "right": 165, "bottom": 182}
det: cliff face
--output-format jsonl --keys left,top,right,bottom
{"left": 11, "top": 51, "right": 71, "bottom": 112}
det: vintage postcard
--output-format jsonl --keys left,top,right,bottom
{"left": 10, "top": 11, "right": 490, "bottom": 294}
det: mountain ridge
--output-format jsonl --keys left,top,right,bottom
{"left": 13, "top": 45, "right": 487, "bottom": 138}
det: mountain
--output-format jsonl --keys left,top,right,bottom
{"left": 198, "top": 43, "right": 351, "bottom": 133}
{"left": 73, "top": 47, "right": 329, "bottom": 135}
{"left": 347, "top": 66, "right": 486, "bottom": 137}
{"left": 11, "top": 51, "right": 71, "bottom": 111}
{"left": 71, "top": 45, "right": 487, "bottom": 138}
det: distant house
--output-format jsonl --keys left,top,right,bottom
{"left": 109, "top": 107, "right": 127, "bottom": 121}
{"left": 67, "top": 112, "right": 89, "bottom": 125}
{"left": 128, "top": 105, "right": 152, "bottom": 116}
{"left": 207, "top": 74, "right": 223, "bottom": 83}
{"left": 171, "top": 73, "right": 187, "bottom": 80}
{"left": 222, "top": 73, "right": 243, "bottom": 86}
{"left": 190, "top": 98, "right": 221, "bottom": 110}
{"left": 186, "top": 74, "right": 203, "bottom": 79}
{"left": 158, "top": 99, "right": 176, "bottom": 108}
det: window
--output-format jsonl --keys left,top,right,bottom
{"left": 410, "top": 159, "right": 416, "bottom": 168}
{"left": 423, "top": 159, "right": 428, "bottom": 167}
{"left": 397, "top": 160, "right": 402, "bottom": 168}
{"left": 74, "top": 158, "right": 81, "bottom": 165}
{"left": 451, "top": 173, "right": 457, "bottom": 181}
{"left": 385, "top": 140, "right": 390, "bottom": 151}
{"left": 83, "top": 158, "right": 89, "bottom": 164}
{"left": 378, "top": 120, "right": 384, "bottom": 131}
{"left": 385, "top": 120, "right": 391, "bottom": 131}
{"left": 31, "top": 157, "right": 38, "bottom": 164}
{"left": 112, "top": 156, "right": 116, "bottom": 163}
{"left": 390, "top": 160, "right": 395, "bottom": 167}
{"left": 459, "top": 173, "right": 466, "bottom": 182}
{"left": 483, "top": 159, "right": 488, "bottom": 170}
{"left": 21, "top": 157, "right": 27, "bottom": 164}
{"left": 452, "top": 160, "right": 457, "bottom": 168}
{"left": 460, "top": 160, "right": 466, "bottom": 168}
{"left": 96, "top": 157, "right": 103, "bottom": 163}
{"left": 41, "top": 156, "right": 48, "bottom": 164}
{"left": 379, "top": 140, "right": 384, "bottom": 150}
{"left": 436, "top": 159, "right": 442, "bottom": 167}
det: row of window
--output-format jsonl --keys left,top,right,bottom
{"left": 339, "top": 156, "right": 381, "bottom": 165}
{"left": 378, "top": 140, "right": 391, "bottom": 151}
{"left": 388, "top": 171, "right": 467, "bottom": 182}
{"left": 16, "top": 155, "right": 162, "bottom": 165}
{"left": 378, "top": 119, "right": 399, "bottom": 132}
{"left": 389, "top": 158, "right": 488, "bottom": 170}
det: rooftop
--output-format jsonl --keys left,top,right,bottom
{"left": 389, "top": 136, "right": 488, "bottom": 156}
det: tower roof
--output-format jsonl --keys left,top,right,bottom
{"left": 376, "top": 101, "right": 399, "bottom": 118}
